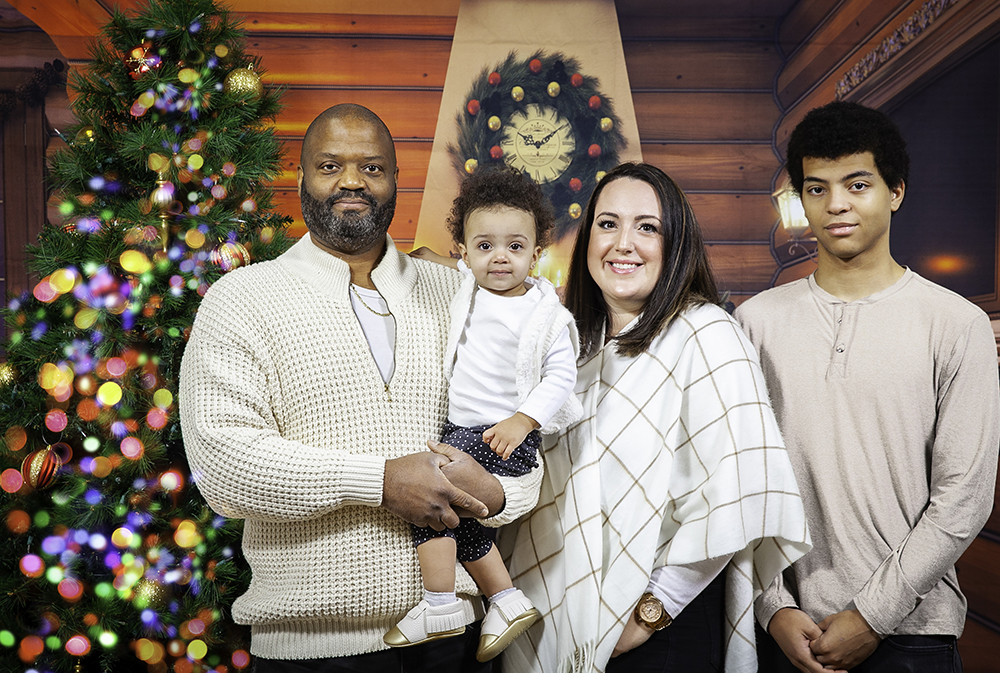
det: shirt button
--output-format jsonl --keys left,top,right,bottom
{"left": 836, "top": 346, "right": 845, "bottom": 353}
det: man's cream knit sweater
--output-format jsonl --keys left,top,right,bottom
{"left": 180, "top": 234, "right": 542, "bottom": 660}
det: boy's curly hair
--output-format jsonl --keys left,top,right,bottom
{"left": 446, "top": 167, "right": 556, "bottom": 248}
{"left": 786, "top": 101, "right": 909, "bottom": 194}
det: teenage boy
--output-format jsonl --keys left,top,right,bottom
{"left": 736, "top": 101, "right": 999, "bottom": 673}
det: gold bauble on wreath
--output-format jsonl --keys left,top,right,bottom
{"left": 224, "top": 65, "right": 263, "bottom": 99}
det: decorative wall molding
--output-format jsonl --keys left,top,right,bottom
{"left": 835, "top": 0, "right": 959, "bottom": 100}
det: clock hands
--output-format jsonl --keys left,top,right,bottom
{"left": 537, "top": 124, "right": 568, "bottom": 148}
{"left": 517, "top": 124, "right": 569, "bottom": 149}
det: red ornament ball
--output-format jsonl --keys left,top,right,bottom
{"left": 467, "top": 99, "right": 480, "bottom": 116}
{"left": 588, "top": 95, "right": 602, "bottom": 111}
{"left": 488, "top": 71, "right": 501, "bottom": 86}
{"left": 569, "top": 178, "right": 583, "bottom": 192}
{"left": 489, "top": 145, "right": 504, "bottom": 160}
{"left": 588, "top": 144, "right": 602, "bottom": 158}
{"left": 210, "top": 241, "right": 251, "bottom": 272}
{"left": 529, "top": 58, "right": 542, "bottom": 74}
{"left": 21, "top": 447, "right": 63, "bottom": 490}
{"left": 570, "top": 73, "right": 583, "bottom": 87}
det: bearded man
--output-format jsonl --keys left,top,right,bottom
{"left": 180, "top": 104, "right": 542, "bottom": 673}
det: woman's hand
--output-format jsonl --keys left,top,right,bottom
{"left": 611, "top": 615, "right": 654, "bottom": 658}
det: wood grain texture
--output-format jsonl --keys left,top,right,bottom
{"left": 706, "top": 243, "right": 776, "bottom": 294}
{"left": 687, "top": 193, "right": 778, "bottom": 242}
{"left": 642, "top": 142, "right": 778, "bottom": 192}
{"left": 247, "top": 35, "right": 451, "bottom": 88}
{"left": 618, "top": 16, "right": 777, "bottom": 40}
{"left": 956, "top": 536, "right": 1000, "bottom": 625}
{"left": 777, "top": 0, "right": 841, "bottom": 58}
{"left": 277, "top": 88, "right": 442, "bottom": 138}
{"left": 624, "top": 40, "right": 780, "bottom": 90}
{"left": 241, "top": 12, "right": 456, "bottom": 36}
{"left": 959, "top": 617, "right": 1000, "bottom": 673}
{"left": 633, "top": 92, "right": 778, "bottom": 141}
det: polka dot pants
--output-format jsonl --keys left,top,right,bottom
{"left": 412, "top": 421, "right": 540, "bottom": 562}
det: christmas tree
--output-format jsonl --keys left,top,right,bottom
{"left": 0, "top": 0, "right": 291, "bottom": 671}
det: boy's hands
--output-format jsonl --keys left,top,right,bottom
{"left": 482, "top": 412, "right": 539, "bottom": 460}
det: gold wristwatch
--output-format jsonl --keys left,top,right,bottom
{"left": 634, "top": 592, "right": 673, "bottom": 630}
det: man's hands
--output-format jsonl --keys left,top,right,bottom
{"left": 482, "top": 412, "right": 538, "bottom": 460}
{"left": 810, "top": 609, "right": 880, "bottom": 670}
{"left": 768, "top": 608, "right": 846, "bottom": 673}
{"left": 382, "top": 449, "right": 488, "bottom": 530}
{"left": 431, "top": 440, "right": 505, "bottom": 517}
{"left": 611, "top": 613, "right": 654, "bottom": 658}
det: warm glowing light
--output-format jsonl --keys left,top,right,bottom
{"left": 97, "top": 381, "right": 123, "bottom": 406}
{"left": 65, "top": 635, "right": 91, "bottom": 656}
{"left": 1, "top": 469, "right": 23, "bottom": 494}
{"left": 174, "top": 520, "right": 201, "bottom": 548}
{"left": 4, "top": 426, "right": 27, "bottom": 451}
{"left": 773, "top": 182, "right": 811, "bottom": 237}
{"left": 232, "top": 649, "right": 251, "bottom": 669}
{"left": 927, "top": 254, "right": 969, "bottom": 274}
{"left": 19, "top": 635, "right": 44, "bottom": 662}
{"left": 19, "top": 554, "right": 44, "bottom": 577}
{"left": 121, "top": 437, "right": 144, "bottom": 459}
{"left": 111, "top": 527, "right": 134, "bottom": 548}
{"left": 44, "top": 409, "right": 68, "bottom": 433}
{"left": 58, "top": 578, "right": 84, "bottom": 602}
{"left": 106, "top": 357, "right": 127, "bottom": 377}
{"left": 160, "top": 470, "right": 183, "bottom": 491}
{"left": 120, "top": 250, "right": 152, "bottom": 275}
{"left": 187, "top": 639, "right": 208, "bottom": 660}
{"left": 153, "top": 388, "right": 174, "bottom": 408}
{"left": 6, "top": 509, "right": 30, "bottom": 533}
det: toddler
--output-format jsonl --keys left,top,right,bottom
{"left": 384, "top": 167, "right": 581, "bottom": 662}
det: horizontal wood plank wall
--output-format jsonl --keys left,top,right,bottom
{"left": 241, "top": 11, "right": 788, "bottom": 295}
{"left": 619, "top": 17, "right": 783, "bottom": 297}
{"left": 27, "top": 4, "right": 790, "bottom": 296}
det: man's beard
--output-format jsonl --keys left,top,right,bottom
{"left": 300, "top": 184, "right": 397, "bottom": 255}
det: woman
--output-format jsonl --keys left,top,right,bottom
{"left": 501, "top": 163, "right": 811, "bottom": 672}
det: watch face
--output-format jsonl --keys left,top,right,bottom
{"left": 501, "top": 104, "right": 576, "bottom": 184}
{"left": 639, "top": 599, "right": 663, "bottom": 623}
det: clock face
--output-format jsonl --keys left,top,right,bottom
{"left": 501, "top": 104, "right": 576, "bottom": 184}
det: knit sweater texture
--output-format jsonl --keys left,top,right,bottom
{"left": 736, "top": 269, "right": 1000, "bottom": 637}
{"left": 180, "top": 234, "right": 543, "bottom": 660}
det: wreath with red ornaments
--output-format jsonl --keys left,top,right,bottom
{"left": 449, "top": 51, "right": 625, "bottom": 240}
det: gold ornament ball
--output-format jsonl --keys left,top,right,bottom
{"left": 75, "top": 126, "right": 96, "bottom": 145}
{"left": 487, "top": 115, "right": 502, "bottom": 132}
{"left": 224, "top": 67, "right": 263, "bottom": 99}
{"left": 600, "top": 117, "right": 614, "bottom": 132}
{"left": 596, "top": 171, "right": 607, "bottom": 183}
{"left": 511, "top": 86, "right": 524, "bottom": 102}
{"left": 0, "top": 362, "right": 16, "bottom": 388}
{"left": 568, "top": 203, "right": 582, "bottom": 219}
{"left": 547, "top": 81, "right": 561, "bottom": 98}
{"left": 464, "top": 158, "right": 478, "bottom": 174}
{"left": 132, "top": 578, "right": 167, "bottom": 609}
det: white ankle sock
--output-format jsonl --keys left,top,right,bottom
{"left": 488, "top": 588, "right": 516, "bottom": 604}
{"left": 424, "top": 590, "right": 457, "bottom": 607}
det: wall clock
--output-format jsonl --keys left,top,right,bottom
{"left": 450, "top": 51, "right": 625, "bottom": 241}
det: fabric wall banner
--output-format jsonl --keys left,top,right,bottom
{"left": 414, "top": 0, "right": 642, "bottom": 287}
